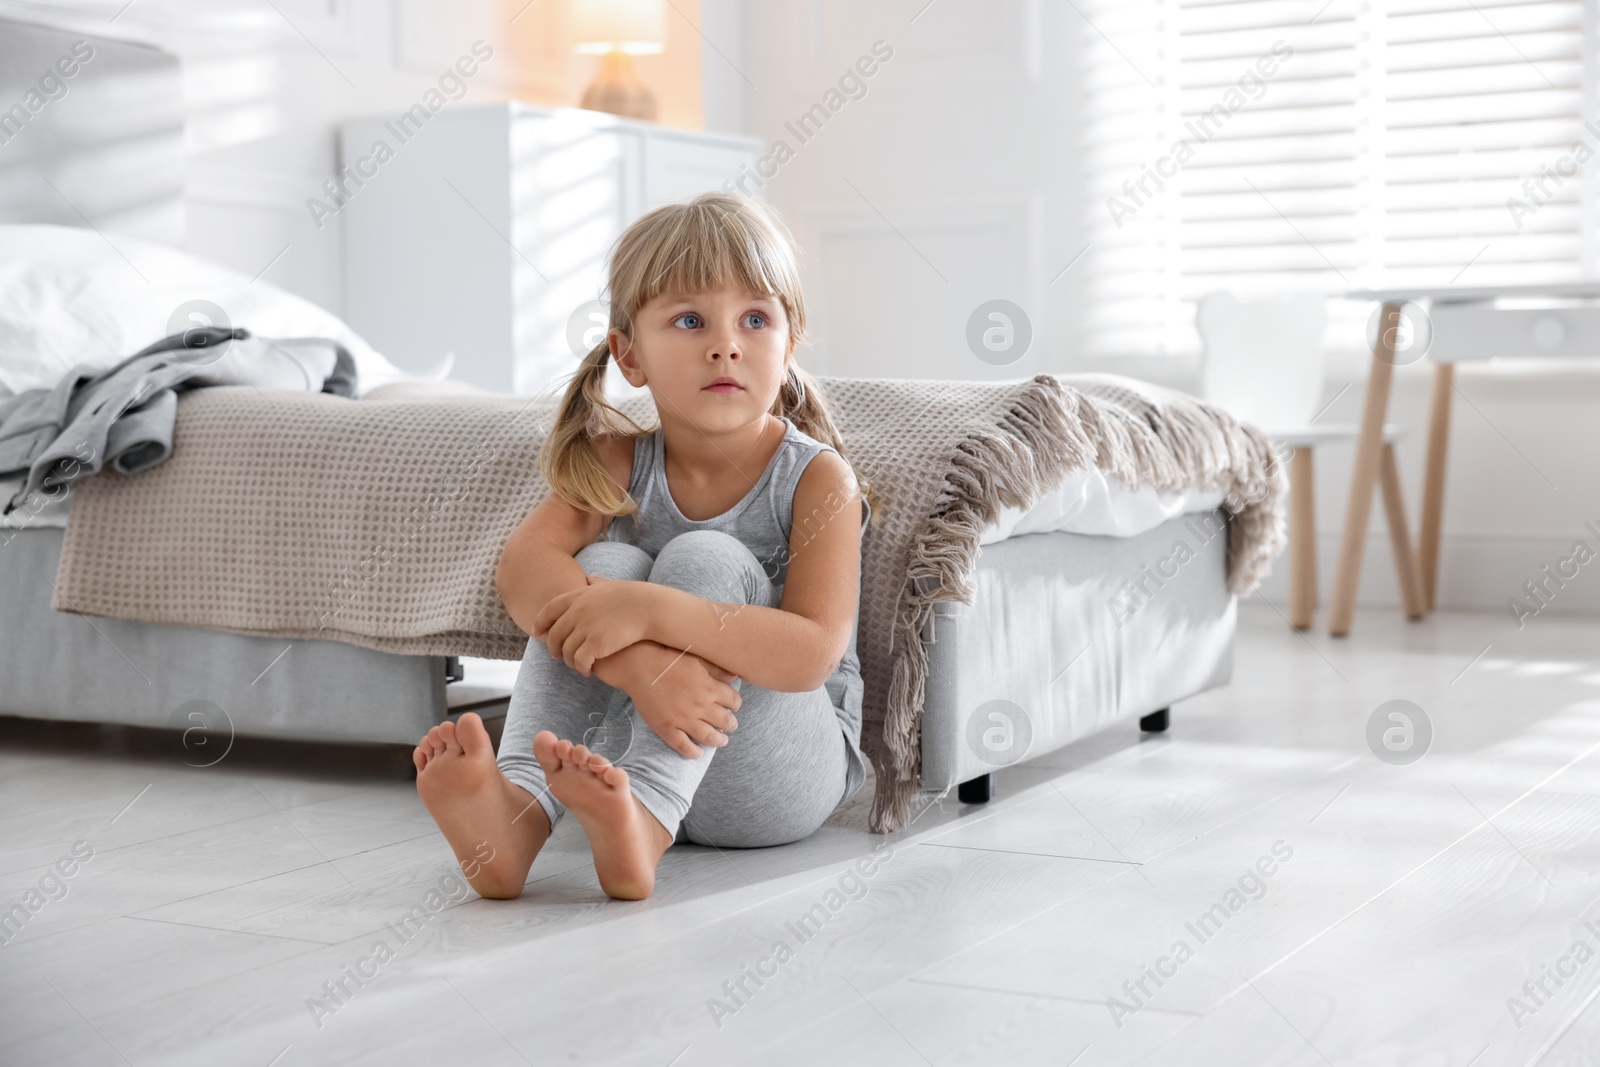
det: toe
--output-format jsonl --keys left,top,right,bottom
{"left": 456, "top": 712, "right": 493, "bottom": 758}
{"left": 437, "top": 720, "right": 460, "bottom": 752}
{"left": 412, "top": 746, "right": 427, "bottom": 773}
{"left": 533, "top": 731, "right": 562, "bottom": 773}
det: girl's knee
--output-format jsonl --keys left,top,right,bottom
{"left": 576, "top": 539, "right": 653, "bottom": 581}
{"left": 650, "top": 530, "right": 773, "bottom": 603}
{"left": 655, "top": 529, "right": 755, "bottom": 565}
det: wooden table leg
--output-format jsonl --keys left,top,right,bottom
{"left": 1380, "top": 442, "right": 1426, "bottom": 620}
{"left": 1328, "top": 301, "right": 1402, "bottom": 636}
{"left": 1418, "top": 362, "right": 1454, "bottom": 611}
{"left": 1288, "top": 446, "right": 1316, "bottom": 630}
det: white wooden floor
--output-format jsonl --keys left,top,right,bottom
{"left": 4, "top": 602, "right": 1600, "bottom": 1066}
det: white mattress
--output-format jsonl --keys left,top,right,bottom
{"left": 2, "top": 464, "right": 1226, "bottom": 539}
{"left": 980, "top": 468, "right": 1226, "bottom": 545}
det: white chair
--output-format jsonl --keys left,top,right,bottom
{"left": 1197, "top": 292, "right": 1424, "bottom": 630}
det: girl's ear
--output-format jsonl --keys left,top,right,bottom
{"left": 610, "top": 328, "right": 645, "bottom": 386}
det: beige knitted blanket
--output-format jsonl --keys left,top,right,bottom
{"left": 54, "top": 374, "right": 1285, "bottom": 832}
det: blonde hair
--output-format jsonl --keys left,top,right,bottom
{"left": 540, "top": 191, "right": 872, "bottom": 524}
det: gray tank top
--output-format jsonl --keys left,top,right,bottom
{"left": 605, "top": 415, "right": 869, "bottom": 802}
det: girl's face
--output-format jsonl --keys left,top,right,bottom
{"left": 610, "top": 283, "right": 793, "bottom": 434}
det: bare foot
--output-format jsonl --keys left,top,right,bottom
{"left": 414, "top": 712, "right": 550, "bottom": 899}
{"left": 535, "top": 730, "right": 672, "bottom": 900}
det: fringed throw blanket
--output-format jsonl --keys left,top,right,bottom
{"left": 55, "top": 374, "right": 1286, "bottom": 832}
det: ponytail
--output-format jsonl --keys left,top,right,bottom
{"left": 772, "top": 362, "right": 876, "bottom": 528}
{"left": 539, "top": 338, "right": 649, "bottom": 517}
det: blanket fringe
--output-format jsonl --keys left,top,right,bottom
{"left": 867, "top": 376, "right": 1095, "bottom": 833}
{"left": 866, "top": 376, "right": 1287, "bottom": 833}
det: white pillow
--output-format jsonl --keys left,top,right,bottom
{"left": 0, "top": 224, "right": 424, "bottom": 397}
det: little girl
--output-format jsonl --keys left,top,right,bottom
{"left": 413, "top": 193, "right": 872, "bottom": 901}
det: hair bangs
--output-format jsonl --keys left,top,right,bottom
{"left": 628, "top": 201, "right": 799, "bottom": 333}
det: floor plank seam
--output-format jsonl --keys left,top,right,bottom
{"left": 904, "top": 974, "right": 1207, "bottom": 1016}
{"left": 919, "top": 841, "right": 1142, "bottom": 866}
{"left": 120, "top": 912, "right": 336, "bottom": 946}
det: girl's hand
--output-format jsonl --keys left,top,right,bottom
{"left": 531, "top": 577, "right": 654, "bottom": 676}
{"left": 626, "top": 644, "right": 742, "bottom": 758}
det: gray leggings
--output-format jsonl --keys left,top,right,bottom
{"left": 497, "top": 529, "right": 852, "bottom": 848}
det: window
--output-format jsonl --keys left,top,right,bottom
{"left": 1078, "top": 0, "right": 1590, "bottom": 356}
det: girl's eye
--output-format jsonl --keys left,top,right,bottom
{"left": 673, "top": 312, "right": 702, "bottom": 329}
{"left": 743, "top": 312, "right": 767, "bottom": 329}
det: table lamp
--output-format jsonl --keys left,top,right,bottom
{"left": 574, "top": 0, "right": 665, "bottom": 121}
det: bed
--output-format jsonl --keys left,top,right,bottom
{"left": 3, "top": 467, "right": 1236, "bottom": 799}
{"left": 0, "top": 17, "right": 1265, "bottom": 826}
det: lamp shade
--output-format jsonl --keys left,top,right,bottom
{"left": 573, "top": 0, "right": 665, "bottom": 55}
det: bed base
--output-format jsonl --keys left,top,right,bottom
{"left": 957, "top": 706, "right": 1173, "bottom": 805}
{"left": 925, "top": 508, "right": 1234, "bottom": 812}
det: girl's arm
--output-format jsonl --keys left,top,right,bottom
{"left": 496, "top": 434, "right": 662, "bottom": 690}
{"left": 641, "top": 451, "right": 864, "bottom": 693}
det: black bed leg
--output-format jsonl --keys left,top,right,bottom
{"left": 1140, "top": 707, "right": 1170, "bottom": 733}
{"left": 958, "top": 774, "right": 993, "bottom": 804}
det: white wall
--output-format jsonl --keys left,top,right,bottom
{"left": 0, "top": 0, "right": 606, "bottom": 376}
{"left": 707, "top": 0, "right": 1600, "bottom": 621}
{"left": 733, "top": 0, "right": 1077, "bottom": 384}
{"left": 0, "top": 0, "right": 540, "bottom": 374}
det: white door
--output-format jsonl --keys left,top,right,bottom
{"left": 739, "top": 0, "right": 1072, "bottom": 380}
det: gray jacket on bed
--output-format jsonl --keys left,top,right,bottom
{"left": 0, "top": 327, "right": 355, "bottom": 515}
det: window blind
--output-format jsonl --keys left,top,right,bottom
{"left": 1078, "top": 0, "right": 1590, "bottom": 357}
